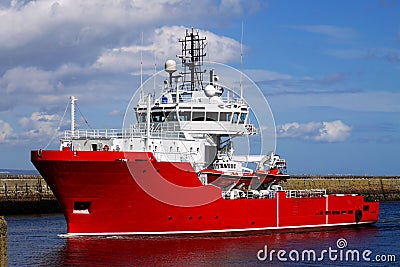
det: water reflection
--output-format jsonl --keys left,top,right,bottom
{"left": 41, "top": 226, "right": 380, "bottom": 266}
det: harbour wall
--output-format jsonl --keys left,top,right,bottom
{"left": 0, "top": 174, "right": 399, "bottom": 215}
{"left": 284, "top": 176, "right": 400, "bottom": 202}
{"left": 0, "top": 216, "right": 6, "bottom": 267}
{"left": 0, "top": 175, "right": 61, "bottom": 215}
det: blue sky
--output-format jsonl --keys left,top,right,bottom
{"left": 0, "top": 0, "right": 399, "bottom": 175}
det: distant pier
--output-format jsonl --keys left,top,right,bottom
{"left": 0, "top": 174, "right": 60, "bottom": 215}
{"left": 284, "top": 175, "right": 400, "bottom": 202}
{"left": 0, "top": 174, "right": 399, "bottom": 215}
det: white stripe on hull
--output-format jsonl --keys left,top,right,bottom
{"left": 60, "top": 221, "right": 376, "bottom": 238}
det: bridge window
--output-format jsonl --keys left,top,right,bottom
{"left": 232, "top": 112, "right": 240, "bottom": 123}
{"left": 179, "top": 111, "right": 191, "bottom": 121}
{"left": 138, "top": 113, "right": 146, "bottom": 123}
{"left": 239, "top": 113, "right": 247, "bottom": 124}
{"left": 192, "top": 112, "right": 205, "bottom": 121}
{"left": 165, "top": 111, "right": 178, "bottom": 121}
{"left": 219, "top": 112, "right": 232, "bottom": 122}
{"left": 151, "top": 112, "right": 164, "bottom": 122}
{"left": 206, "top": 112, "right": 218, "bottom": 121}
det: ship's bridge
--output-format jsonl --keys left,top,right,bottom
{"left": 134, "top": 92, "right": 257, "bottom": 136}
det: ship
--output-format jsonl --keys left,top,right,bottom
{"left": 31, "top": 28, "right": 379, "bottom": 236}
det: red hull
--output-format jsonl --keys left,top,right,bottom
{"left": 31, "top": 150, "right": 379, "bottom": 236}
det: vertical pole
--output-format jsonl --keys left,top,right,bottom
{"left": 240, "top": 21, "right": 244, "bottom": 101}
{"left": 146, "top": 94, "right": 151, "bottom": 151}
{"left": 140, "top": 32, "right": 144, "bottom": 103}
{"left": 190, "top": 32, "right": 195, "bottom": 91}
{"left": 276, "top": 191, "right": 279, "bottom": 227}
{"left": 70, "top": 96, "right": 76, "bottom": 137}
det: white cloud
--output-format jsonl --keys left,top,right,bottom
{"left": 0, "top": 0, "right": 258, "bottom": 115}
{"left": 0, "top": 119, "right": 15, "bottom": 143}
{"left": 0, "top": 0, "right": 255, "bottom": 50}
{"left": 19, "top": 111, "right": 65, "bottom": 144}
{"left": 109, "top": 109, "right": 123, "bottom": 116}
{"left": 277, "top": 120, "right": 351, "bottom": 142}
{"left": 93, "top": 26, "right": 241, "bottom": 73}
{"left": 292, "top": 25, "right": 358, "bottom": 42}
{"left": 0, "top": 24, "right": 243, "bottom": 114}
{"left": 1, "top": 66, "right": 54, "bottom": 93}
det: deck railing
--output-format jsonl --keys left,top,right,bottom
{"left": 223, "top": 189, "right": 327, "bottom": 200}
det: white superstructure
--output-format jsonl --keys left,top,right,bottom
{"left": 60, "top": 28, "right": 284, "bottom": 178}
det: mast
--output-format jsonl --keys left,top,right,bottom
{"left": 240, "top": 22, "right": 244, "bottom": 100}
{"left": 145, "top": 94, "right": 151, "bottom": 151}
{"left": 140, "top": 32, "right": 144, "bottom": 103}
{"left": 178, "top": 28, "right": 207, "bottom": 91}
{"left": 70, "top": 96, "right": 77, "bottom": 137}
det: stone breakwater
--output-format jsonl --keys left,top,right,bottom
{"left": 0, "top": 174, "right": 399, "bottom": 215}
{"left": 0, "top": 174, "right": 60, "bottom": 215}
{"left": 285, "top": 175, "right": 400, "bottom": 202}
{"left": 0, "top": 216, "right": 6, "bottom": 267}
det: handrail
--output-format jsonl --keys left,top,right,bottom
{"left": 64, "top": 129, "right": 127, "bottom": 139}
{"left": 222, "top": 189, "right": 327, "bottom": 200}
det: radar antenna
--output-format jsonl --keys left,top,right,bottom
{"left": 178, "top": 28, "right": 207, "bottom": 91}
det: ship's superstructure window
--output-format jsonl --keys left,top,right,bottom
{"left": 138, "top": 108, "right": 246, "bottom": 124}
{"left": 151, "top": 112, "right": 164, "bottom": 122}
{"left": 219, "top": 112, "right": 232, "bottom": 122}
{"left": 232, "top": 112, "right": 240, "bottom": 123}
{"left": 138, "top": 112, "right": 146, "bottom": 123}
{"left": 150, "top": 110, "right": 178, "bottom": 122}
{"left": 206, "top": 112, "right": 218, "bottom": 121}
{"left": 239, "top": 113, "right": 247, "bottom": 124}
{"left": 179, "top": 111, "right": 191, "bottom": 121}
{"left": 165, "top": 110, "right": 178, "bottom": 121}
{"left": 192, "top": 112, "right": 205, "bottom": 121}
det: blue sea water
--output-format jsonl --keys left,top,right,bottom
{"left": 6, "top": 202, "right": 400, "bottom": 266}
